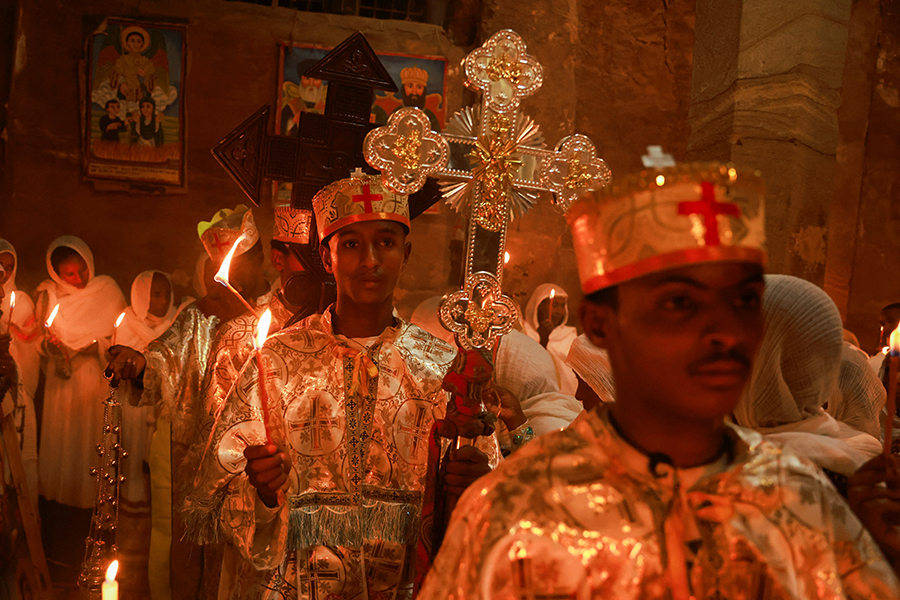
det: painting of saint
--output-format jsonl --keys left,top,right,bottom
{"left": 85, "top": 21, "right": 186, "bottom": 187}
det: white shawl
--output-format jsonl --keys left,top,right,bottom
{"left": 117, "top": 270, "right": 193, "bottom": 351}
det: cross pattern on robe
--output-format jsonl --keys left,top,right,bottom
{"left": 511, "top": 554, "right": 578, "bottom": 600}
{"left": 396, "top": 404, "right": 430, "bottom": 458}
{"left": 352, "top": 184, "right": 382, "bottom": 213}
{"left": 364, "top": 29, "right": 610, "bottom": 350}
{"left": 302, "top": 555, "right": 341, "bottom": 600}
{"left": 290, "top": 395, "right": 339, "bottom": 451}
{"left": 678, "top": 181, "right": 740, "bottom": 246}
{"left": 365, "top": 541, "right": 403, "bottom": 586}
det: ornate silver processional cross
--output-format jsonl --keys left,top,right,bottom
{"left": 364, "top": 30, "right": 611, "bottom": 350}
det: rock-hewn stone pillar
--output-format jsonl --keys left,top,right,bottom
{"left": 688, "top": 0, "right": 854, "bottom": 285}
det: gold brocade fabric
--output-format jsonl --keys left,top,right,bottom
{"left": 186, "top": 309, "right": 502, "bottom": 600}
{"left": 418, "top": 404, "right": 900, "bottom": 600}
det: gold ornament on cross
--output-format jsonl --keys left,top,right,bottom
{"left": 363, "top": 29, "right": 611, "bottom": 350}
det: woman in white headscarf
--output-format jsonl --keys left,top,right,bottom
{"left": 523, "top": 284, "right": 579, "bottom": 395}
{"left": 34, "top": 236, "right": 126, "bottom": 509}
{"left": 734, "top": 275, "right": 882, "bottom": 485}
{"left": 116, "top": 271, "right": 192, "bottom": 510}
{"left": 831, "top": 342, "right": 885, "bottom": 440}
{"left": 0, "top": 239, "right": 41, "bottom": 510}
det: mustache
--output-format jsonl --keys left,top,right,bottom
{"left": 687, "top": 348, "right": 752, "bottom": 373}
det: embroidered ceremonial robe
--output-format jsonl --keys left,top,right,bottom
{"left": 140, "top": 302, "right": 220, "bottom": 600}
{"left": 418, "top": 404, "right": 900, "bottom": 600}
{"left": 187, "top": 309, "right": 500, "bottom": 600}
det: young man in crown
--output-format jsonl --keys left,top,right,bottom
{"left": 417, "top": 165, "right": 900, "bottom": 599}
{"left": 187, "top": 173, "right": 505, "bottom": 600}
{"left": 107, "top": 205, "right": 270, "bottom": 600}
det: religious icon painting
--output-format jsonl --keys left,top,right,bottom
{"left": 84, "top": 20, "right": 187, "bottom": 187}
{"left": 274, "top": 42, "right": 447, "bottom": 205}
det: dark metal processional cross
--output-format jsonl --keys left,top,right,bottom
{"left": 364, "top": 30, "right": 612, "bottom": 350}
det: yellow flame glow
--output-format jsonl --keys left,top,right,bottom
{"left": 655, "top": 175, "right": 665, "bottom": 186}
{"left": 891, "top": 323, "right": 900, "bottom": 354}
{"left": 549, "top": 288, "right": 556, "bottom": 300}
{"left": 9, "top": 291, "right": 15, "bottom": 310}
{"left": 106, "top": 560, "right": 118, "bottom": 581}
{"left": 255, "top": 308, "right": 272, "bottom": 350}
{"left": 504, "top": 251, "right": 510, "bottom": 264}
{"left": 214, "top": 234, "right": 246, "bottom": 287}
{"left": 45, "top": 304, "right": 60, "bottom": 328}
{"left": 115, "top": 311, "right": 126, "bottom": 328}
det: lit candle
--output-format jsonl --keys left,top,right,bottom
{"left": 45, "top": 303, "right": 60, "bottom": 329}
{"left": 111, "top": 311, "right": 126, "bottom": 346}
{"left": 886, "top": 324, "right": 900, "bottom": 456}
{"left": 254, "top": 308, "right": 273, "bottom": 445}
{"left": 5, "top": 291, "right": 14, "bottom": 332}
{"left": 102, "top": 560, "right": 118, "bottom": 600}
{"left": 214, "top": 234, "right": 257, "bottom": 314}
{"left": 549, "top": 288, "right": 555, "bottom": 300}
{"left": 504, "top": 251, "right": 510, "bottom": 265}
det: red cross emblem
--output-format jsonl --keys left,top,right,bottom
{"left": 352, "top": 184, "right": 383, "bottom": 213}
{"left": 677, "top": 181, "right": 740, "bottom": 246}
{"left": 209, "top": 231, "right": 233, "bottom": 253}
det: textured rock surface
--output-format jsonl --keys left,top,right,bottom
{"left": 688, "top": 0, "right": 853, "bottom": 285}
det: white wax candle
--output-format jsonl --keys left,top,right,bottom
{"left": 102, "top": 560, "right": 118, "bottom": 600}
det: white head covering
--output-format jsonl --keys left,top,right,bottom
{"left": 830, "top": 342, "right": 885, "bottom": 440}
{"left": 734, "top": 274, "right": 881, "bottom": 475}
{"left": 565, "top": 334, "right": 616, "bottom": 404}
{"left": 0, "top": 239, "right": 35, "bottom": 331}
{"left": 116, "top": 270, "right": 192, "bottom": 351}
{"left": 524, "top": 284, "right": 569, "bottom": 333}
{"left": 35, "top": 236, "right": 126, "bottom": 350}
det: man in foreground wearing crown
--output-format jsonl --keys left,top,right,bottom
{"left": 107, "top": 204, "right": 270, "bottom": 600}
{"left": 186, "top": 173, "right": 502, "bottom": 600}
{"left": 417, "top": 164, "right": 900, "bottom": 599}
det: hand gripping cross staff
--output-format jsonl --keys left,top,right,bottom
{"left": 364, "top": 29, "right": 612, "bottom": 586}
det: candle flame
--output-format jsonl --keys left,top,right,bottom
{"left": 106, "top": 559, "right": 118, "bottom": 581}
{"left": 655, "top": 174, "right": 665, "bottom": 186}
{"left": 9, "top": 291, "right": 15, "bottom": 310}
{"left": 115, "top": 311, "right": 126, "bottom": 328}
{"left": 549, "top": 289, "right": 556, "bottom": 300}
{"left": 255, "top": 308, "right": 272, "bottom": 350}
{"left": 45, "top": 304, "right": 60, "bottom": 328}
{"left": 891, "top": 323, "right": 900, "bottom": 355}
{"left": 884, "top": 346, "right": 890, "bottom": 355}
{"left": 504, "top": 252, "right": 510, "bottom": 265}
{"left": 214, "top": 234, "right": 246, "bottom": 287}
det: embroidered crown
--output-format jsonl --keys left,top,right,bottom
{"left": 197, "top": 204, "right": 259, "bottom": 262}
{"left": 568, "top": 162, "right": 766, "bottom": 294}
{"left": 273, "top": 205, "right": 312, "bottom": 245}
{"left": 311, "top": 171, "right": 410, "bottom": 242}
{"left": 400, "top": 66, "right": 428, "bottom": 87}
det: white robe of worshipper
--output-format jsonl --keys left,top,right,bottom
{"left": 831, "top": 342, "right": 886, "bottom": 440}
{"left": 410, "top": 296, "right": 582, "bottom": 438}
{"left": 523, "top": 284, "right": 578, "bottom": 396}
{"left": 565, "top": 333, "right": 616, "bottom": 403}
{"left": 0, "top": 239, "right": 40, "bottom": 509}
{"left": 34, "top": 236, "right": 126, "bottom": 508}
{"left": 734, "top": 275, "right": 881, "bottom": 477}
{"left": 116, "top": 270, "right": 193, "bottom": 507}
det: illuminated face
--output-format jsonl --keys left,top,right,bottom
{"left": 56, "top": 255, "right": 90, "bottom": 289}
{"left": 125, "top": 33, "right": 144, "bottom": 53}
{"left": 140, "top": 102, "right": 154, "bottom": 118}
{"left": 537, "top": 296, "right": 567, "bottom": 330}
{"left": 148, "top": 273, "right": 172, "bottom": 318}
{"left": 0, "top": 253, "right": 14, "bottom": 285}
{"left": 321, "top": 221, "right": 410, "bottom": 308}
{"left": 581, "top": 262, "right": 765, "bottom": 423}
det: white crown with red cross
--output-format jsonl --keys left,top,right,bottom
{"left": 311, "top": 171, "right": 410, "bottom": 242}
{"left": 197, "top": 204, "right": 260, "bottom": 263}
{"left": 567, "top": 162, "right": 767, "bottom": 294}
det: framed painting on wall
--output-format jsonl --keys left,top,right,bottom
{"left": 84, "top": 20, "right": 187, "bottom": 187}
{"left": 275, "top": 42, "right": 447, "bottom": 206}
